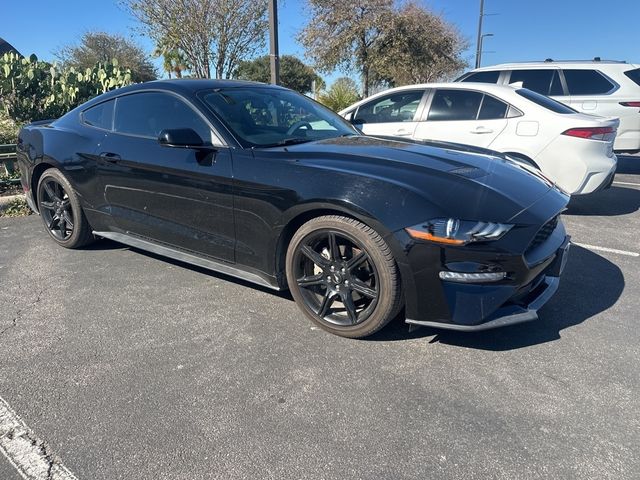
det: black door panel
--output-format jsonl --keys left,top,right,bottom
{"left": 98, "top": 134, "right": 235, "bottom": 262}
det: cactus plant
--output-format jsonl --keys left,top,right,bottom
{"left": 0, "top": 52, "right": 133, "bottom": 123}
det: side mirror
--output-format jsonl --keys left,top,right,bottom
{"left": 158, "top": 128, "right": 207, "bottom": 149}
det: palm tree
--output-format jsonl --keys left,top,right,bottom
{"left": 153, "top": 37, "right": 190, "bottom": 79}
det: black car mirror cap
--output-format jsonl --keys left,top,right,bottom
{"left": 158, "top": 128, "right": 214, "bottom": 150}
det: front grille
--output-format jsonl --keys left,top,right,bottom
{"left": 527, "top": 216, "right": 559, "bottom": 252}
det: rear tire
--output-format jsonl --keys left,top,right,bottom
{"left": 286, "top": 215, "right": 402, "bottom": 338}
{"left": 36, "top": 168, "right": 95, "bottom": 249}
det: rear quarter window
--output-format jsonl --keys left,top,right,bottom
{"left": 82, "top": 100, "right": 114, "bottom": 130}
{"left": 624, "top": 68, "right": 640, "bottom": 86}
{"left": 516, "top": 89, "right": 577, "bottom": 114}
{"left": 563, "top": 69, "right": 616, "bottom": 95}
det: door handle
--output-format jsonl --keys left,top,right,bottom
{"left": 395, "top": 129, "right": 413, "bottom": 137}
{"left": 99, "top": 152, "right": 121, "bottom": 162}
{"left": 470, "top": 127, "right": 494, "bottom": 134}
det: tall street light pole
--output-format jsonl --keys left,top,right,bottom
{"left": 478, "top": 33, "right": 494, "bottom": 68}
{"left": 268, "top": 0, "right": 280, "bottom": 85}
{"left": 475, "top": 0, "right": 485, "bottom": 69}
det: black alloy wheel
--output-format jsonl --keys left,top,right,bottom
{"left": 36, "top": 169, "right": 95, "bottom": 248}
{"left": 286, "top": 215, "right": 402, "bottom": 338}
{"left": 39, "top": 177, "right": 73, "bottom": 241}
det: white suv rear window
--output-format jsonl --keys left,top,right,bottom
{"left": 624, "top": 68, "right": 640, "bottom": 86}
{"left": 563, "top": 70, "right": 616, "bottom": 95}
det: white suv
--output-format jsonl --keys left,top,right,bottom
{"left": 456, "top": 59, "right": 640, "bottom": 153}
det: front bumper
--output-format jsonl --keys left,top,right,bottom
{"left": 400, "top": 230, "right": 571, "bottom": 332}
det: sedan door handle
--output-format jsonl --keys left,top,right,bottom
{"left": 470, "top": 127, "right": 494, "bottom": 134}
{"left": 395, "top": 129, "right": 413, "bottom": 137}
{"left": 99, "top": 152, "right": 121, "bottom": 162}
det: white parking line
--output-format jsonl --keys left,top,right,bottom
{"left": 0, "top": 396, "right": 78, "bottom": 480}
{"left": 572, "top": 242, "right": 640, "bottom": 257}
{"left": 612, "top": 181, "right": 640, "bottom": 187}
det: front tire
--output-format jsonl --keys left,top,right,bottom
{"left": 286, "top": 215, "right": 402, "bottom": 338}
{"left": 36, "top": 168, "right": 95, "bottom": 248}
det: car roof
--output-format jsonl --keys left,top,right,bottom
{"left": 371, "top": 82, "right": 519, "bottom": 93}
{"left": 472, "top": 60, "right": 634, "bottom": 70}
{"left": 82, "top": 79, "right": 284, "bottom": 104}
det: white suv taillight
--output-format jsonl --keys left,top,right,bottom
{"left": 562, "top": 127, "right": 615, "bottom": 140}
{"left": 619, "top": 101, "right": 640, "bottom": 108}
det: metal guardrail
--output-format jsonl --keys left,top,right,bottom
{"left": 0, "top": 144, "right": 17, "bottom": 175}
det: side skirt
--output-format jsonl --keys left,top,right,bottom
{"left": 93, "top": 230, "right": 282, "bottom": 291}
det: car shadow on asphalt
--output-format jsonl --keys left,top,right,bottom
{"left": 615, "top": 155, "right": 640, "bottom": 175}
{"left": 565, "top": 186, "right": 639, "bottom": 216}
{"left": 368, "top": 246, "right": 624, "bottom": 350}
{"left": 96, "top": 240, "right": 624, "bottom": 350}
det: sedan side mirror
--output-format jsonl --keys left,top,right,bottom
{"left": 158, "top": 128, "right": 207, "bottom": 149}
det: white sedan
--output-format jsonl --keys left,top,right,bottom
{"left": 339, "top": 83, "right": 619, "bottom": 195}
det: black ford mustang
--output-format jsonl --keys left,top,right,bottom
{"left": 16, "top": 80, "right": 570, "bottom": 338}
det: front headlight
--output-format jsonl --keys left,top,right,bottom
{"left": 405, "top": 218, "right": 514, "bottom": 245}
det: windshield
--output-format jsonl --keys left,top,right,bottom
{"left": 200, "top": 87, "right": 358, "bottom": 148}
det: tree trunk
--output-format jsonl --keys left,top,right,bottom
{"left": 362, "top": 66, "right": 369, "bottom": 98}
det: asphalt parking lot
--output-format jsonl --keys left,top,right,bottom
{"left": 1, "top": 156, "right": 639, "bottom": 479}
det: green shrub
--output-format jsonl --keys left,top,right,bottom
{"left": 317, "top": 77, "right": 361, "bottom": 113}
{"left": 0, "top": 52, "right": 133, "bottom": 124}
{"left": 0, "top": 197, "right": 31, "bottom": 217}
{"left": 0, "top": 111, "right": 20, "bottom": 144}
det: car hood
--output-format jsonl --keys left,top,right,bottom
{"left": 270, "top": 135, "right": 567, "bottom": 223}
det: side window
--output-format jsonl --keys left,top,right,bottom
{"left": 460, "top": 71, "right": 501, "bottom": 84}
{"left": 114, "top": 92, "right": 212, "bottom": 142}
{"left": 82, "top": 100, "right": 114, "bottom": 130}
{"left": 563, "top": 69, "right": 616, "bottom": 95}
{"left": 427, "top": 89, "right": 483, "bottom": 121}
{"left": 478, "top": 95, "right": 508, "bottom": 119}
{"left": 355, "top": 90, "right": 424, "bottom": 124}
{"left": 509, "top": 70, "right": 559, "bottom": 96}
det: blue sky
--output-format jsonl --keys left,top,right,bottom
{"left": 2, "top": 0, "right": 639, "bottom": 85}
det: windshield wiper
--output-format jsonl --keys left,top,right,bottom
{"left": 261, "top": 138, "right": 314, "bottom": 148}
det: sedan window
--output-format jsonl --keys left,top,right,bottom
{"left": 354, "top": 91, "right": 424, "bottom": 124}
{"left": 478, "top": 95, "right": 508, "bottom": 119}
{"left": 427, "top": 89, "right": 483, "bottom": 121}
{"left": 516, "top": 89, "right": 577, "bottom": 114}
{"left": 114, "top": 92, "right": 213, "bottom": 142}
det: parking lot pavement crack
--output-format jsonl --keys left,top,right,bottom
{"left": 0, "top": 396, "right": 78, "bottom": 480}
{"left": 0, "top": 286, "right": 48, "bottom": 338}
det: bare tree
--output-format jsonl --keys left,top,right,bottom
{"left": 372, "top": 3, "right": 469, "bottom": 86}
{"left": 56, "top": 31, "right": 157, "bottom": 82}
{"left": 298, "top": 0, "right": 393, "bottom": 97}
{"left": 123, "top": 0, "right": 267, "bottom": 79}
